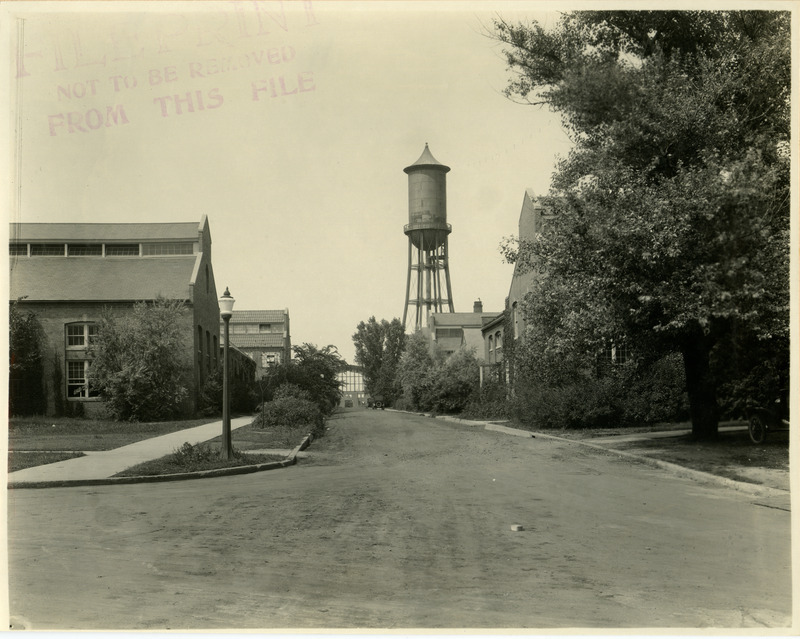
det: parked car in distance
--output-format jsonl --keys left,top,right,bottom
{"left": 748, "top": 389, "right": 790, "bottom": 444}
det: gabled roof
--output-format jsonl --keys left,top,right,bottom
{"left": 9, "top": 256, "right": 198, "bottom": 302}
{"left": 481, "top": 312, "right": 505, "bottom": 333}
{"left": 10, "top": 222, "right": 203, "bottom": 242}
{"left": 228, "top": 334, "right": 288, "bottom": 349}
{"left": 228, "top": 310, "right": 287, "bottom": 323}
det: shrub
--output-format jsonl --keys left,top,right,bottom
{"left": 257, "top": 344, "right": 344, "bottom": 417}
{"left": 91, "top": 299, "right": 190, "bottom": 421}
{"left": 509, "top": 354, "right": 688, "bottom": 430}
{"left": 623, "top": 353, "right": 689, "bottom": 424}
{"left": 254, "top": 396, "right": 324, "bottom": 438}
{"left": 510, "top": 376, "right": 620, "bottom": 430}
{"left": 172, "top": 441, "right": 216, "bottom": 466}
{"left": 461, "top": 381, "right": 509, "bottom": 420}
{"left": 272, "top": 382, "right": 313, "bottom": 403}
{"left": 396, "top": 336, "right": 480, "bottom": 414}
{"left": 9, "top": 302, "right": 46, "bottom": 416}
{"left": 426, "top": 347, "right": 480, "bottom": 414}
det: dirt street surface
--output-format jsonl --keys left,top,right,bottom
{"left": 8, "top": 409, "right": 792, "bottom": 630}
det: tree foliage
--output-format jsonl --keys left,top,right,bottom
{"left": 91, "top": 298, "right": 190, "bottom": 421}
{"left": 396, "top": 332, "right": 480, "bottom": 414}
{"left": 199, "top": 365, "right": 257, "bottom": 416}
{"left": 259, "top": 343, "right": 345, "bottom": 415}
{"left": 254, "top": 382, "right": 324, "bottom": 437}
{"left": 495, "top": 10, "right": 790, "bottom": 438}
{"left": 9, "top": 301, "right": 46, "bottom": 415}
{"left": 352, "top": 316, "right": 407, "bottom": 404}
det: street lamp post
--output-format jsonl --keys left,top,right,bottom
{"left": 219, "top": 287, "right": 235, "bottom": 460}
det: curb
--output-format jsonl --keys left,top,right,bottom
{"left": 8, "top": 433, "right": 314, "bottom": 490}
{"left": 426, "top": 413, "right": 790, "bottom": 499}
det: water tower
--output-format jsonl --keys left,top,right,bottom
{"left": 402, "top": 144, "right": 455, "bottom": 332}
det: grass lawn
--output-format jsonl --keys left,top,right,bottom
{"left": 8, "top": 415, "right": 314, "bottom": 476}
{"left": 206, "top": 422, "right": 316, "bottom": 451}
{"left": 9, "top": 451, "right": 86, "bottom": 473}
{"left": 9, "top": 416, "right": 216, "bottom": 452}
{"left": 613, "top": 429, "right": 790, "bottom": 477}
{"left": 497, "top": 418, "right": 788, "bottom": 480}
{"left": 112, "top": 422, "right": 314, "bottom": 477}
{"left": 113, "top": 448, "right": 286, "bottom": 477}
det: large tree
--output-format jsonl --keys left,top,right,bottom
{"left": 495, "top": 11, "right": 790, "bottom": 438}
{"left": 91, "top": 298, "right": 190, "bottom": 421}
{"left": 352, "top": 317, "right": 407, "bottom": 404}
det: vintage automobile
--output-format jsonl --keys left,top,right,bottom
{"left": 748, "top": 390, "right": 790, "bottom": 444}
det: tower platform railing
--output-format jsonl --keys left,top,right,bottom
{"left": 403, "top": 222, "right": 451, "bottom": 235}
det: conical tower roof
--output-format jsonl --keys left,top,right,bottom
{"left": 404, "top": 143, "right": 451, "bottom": 174}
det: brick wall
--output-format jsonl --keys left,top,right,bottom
{"left": 14, "top": 300, "right": 198, "bottom": 417}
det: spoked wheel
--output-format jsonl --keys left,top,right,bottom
{"left": 749, "top": 415, "right": 767, "bottom": 444}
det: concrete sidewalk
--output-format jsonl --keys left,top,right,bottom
{"left": 584, "top": 424, "right": 747, "bottom": 444}
{"left": 8, "top": 416, "right": 253, "bottom": 484}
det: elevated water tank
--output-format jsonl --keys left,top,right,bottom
{"left": 404, "top": 144, "right": 451, "bottom": 251}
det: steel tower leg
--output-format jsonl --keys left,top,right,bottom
{"left": 443, "top": 237, "right": 454, "bottom": 312}
{"left": 403, "top": 237, "right": 412, "bottom": 328}
{"left": 416, "top": 242, "right": 424, "bottom": 331}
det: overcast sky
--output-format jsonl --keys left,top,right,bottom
{"left": 6, "top": 1, "right": 575, "bottom": 363}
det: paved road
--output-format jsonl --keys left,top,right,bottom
{"left": 8, "top": 409, "right": 792, "bottom": 629}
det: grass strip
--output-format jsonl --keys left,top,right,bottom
{"left": 114, "top": 451, "right": 286, "bottom": 477}
{"left": 9, "top": 451, "right": 86, "bottom": 473}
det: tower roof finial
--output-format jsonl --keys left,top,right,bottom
{"left": 404, "top": 144, "right": 450, "bottom": 174}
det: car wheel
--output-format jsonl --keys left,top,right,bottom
{"left": 749, "top": 415, "right": 767, "bottom": 444}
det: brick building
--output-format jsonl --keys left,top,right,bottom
{"left": 506, "top": 189, "right": 554, "bottom": 346}
{"left": 223, "top": 309, "right": 291, "bottom": 379}
{"left": 425, "top": 300, "right": 501, "bottom": 357}
{"left": 9, "top": 216, "right": 224, "bottom": 416}
{"left": 480, "top": 311, "right": 506, "bottom": 386}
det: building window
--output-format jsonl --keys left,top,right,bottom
{"left": 65, "top": 323, "right": 99, "bottom": 400}
{"left": 512, "top": 302, "right": 519, "bottom": 339}
{"left": 9, "top": 243, "right": 27, "bottom": 256}
{"left": 488, "top": 335, "right": 494, "bottom": 362}
{"left": 105, "top": 244, "right": 139, "bottom": 256}
{"left": 261, "top": 353, "right": 277, "bottom": 368}
{"left": 435, "top": 328, "right": 463, "bottom": 339}
{"left": 66, "top": 323, "right": 98, "bottom": 348}
{"left": 67, "top": 361, "right": 99, "bottom": 399}
{"left": 142, "top": 242, "right": 193, "bottom": 256}
{"left": 68, "top": 243, "right": 102, "bottom": 256}
{"left": 30, "top": 243, "right": 65, "bottom": 256}
{"left": 614, "top": 342, "right": 629, "bottom": 365}
{"left": 259, "top": 324, "right": 283, "bottom": 333}
{"left": 495, "top": 331, "right": 503, "bottom": 360}
{"left": 205, "top": 330, "right": 211, "bottom": 374}
{"left": 198, "top": 326, "right": 204, "bottom": 379}
{"left": 604, "top": 341, "right": 629, "bottom": 365}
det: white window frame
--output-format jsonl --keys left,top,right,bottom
{"left": 67, "top": 360, "right": 99, "bottom": 399}
{"left": 66, "top": 323, "right": 98, "bottom": 349}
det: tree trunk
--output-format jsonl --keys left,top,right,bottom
{"left": 681, "top": 331, "right": 720, "bottom": 440}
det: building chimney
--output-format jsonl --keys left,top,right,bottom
{"left": 473, "top": 299, "right": 483, "bottom": 313}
